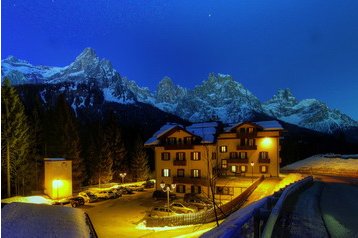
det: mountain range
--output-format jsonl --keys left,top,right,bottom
{"left": 2, "top": 48, "right": 357, "bottom": 134}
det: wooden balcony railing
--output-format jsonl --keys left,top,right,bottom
{"left": 258, "top": 158, "right": 271, "bottom": 163}
{"left": 173, "top": 176, "right": 209, "bottom": 186}
{"left": 237, "top": 145, "right": 257, "bottom": 150}
{"left": 236, "top": 132, "right": 257, "bottom": 138}
{"left": 173, "top": 160, "right": 187, "bottom": 166}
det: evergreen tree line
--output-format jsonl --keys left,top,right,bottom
{"left": 1, "top": 78, "right": 150, "bottom": 198}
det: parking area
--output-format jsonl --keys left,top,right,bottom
{"left": 80, "top": 188, "right": 218, "bottom": 238}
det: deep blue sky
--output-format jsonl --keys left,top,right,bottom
{"left": 2, "top": 0, "right": 358, "bottom": 119}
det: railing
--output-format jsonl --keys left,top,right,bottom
{"left": 228, "top": 158, "right": 249, "bottom": 163}
{"left": 172, "top": 176, "right": 209, "bottom": 186}
{"left": 237, "top": 145, "right": 257, "bottom": 150}
{"left": 173, "top": 160, "right": 187, "bottom": 166}
{"left": 258, "top": 158, "right": 271, "bottom": 163}
{"left": 164, "top": 144, "right": 194, "bottom": 150}
{"left": 237, "top": 132, "right": 257, "bottom": 138}
{"left": 146, "top": 176, "right": 264, "bottom": 227}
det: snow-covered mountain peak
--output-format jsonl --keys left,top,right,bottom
{"left": 270, "top": 88, "right": 298, "bottom": 105}
{"left": 155, "top": 76, "right": 186, "bottom": 104}
{"left": 75, "top": 47, "right": 98, "bottom": 62}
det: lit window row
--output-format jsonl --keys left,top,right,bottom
{"left": 161, "top": 152, "right": 201, "bottom": 161}
{"left": 162, "top": 169, "right": 201, "bottom": 178}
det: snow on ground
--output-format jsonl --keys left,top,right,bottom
{"left": 2, "top": 203, "right": 91, "bottom": 238}
{"left": 281, "top": 154, "right": 358, "bottom": 177}
{"left": 1, "top": 195, "right": 53, "bottom": 205}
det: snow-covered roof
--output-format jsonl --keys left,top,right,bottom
{"left": 145, "top": 122, "right": 219, "bottom": 146}
{"left": 144, "top": 123, "right": 183, "bottom": 146}
{"left": 186, "top": 122, "right": 219, "bottom": 143}
{"left": 225, "top": 120, "right": 283, "bottom": 132}
{"left": 44, "top": 158, "right": 65, "bottom": 161}
{"left": 254, "top": 120, "right": 283, "bottom": 130}
{"left": 2, "top": 203, "right": 92, "bottom": 237}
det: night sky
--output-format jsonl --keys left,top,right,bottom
{"left": 2, "top": 0, "right": 358, "bottom": 119}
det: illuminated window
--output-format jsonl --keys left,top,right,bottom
{"left": 231, "top": 165, "right": 237, "bottom": 173}
{"left": 212, "top": 152, "right": 217, "bottom": 160}
{"left": 162, "top": 169, "right": 170, "bottom": 177}
{"left": 192, "top": 169, "right": 201, "bottom": 178}
{"left": 176, "top": 185, "right": 186, "bottom": 193}
{"left": 259, "top": 152, "right": 269, "bottom": 159}
{"left": 176, "top": 152, "right": 185, "bottom": 160}
{"left": 191, "top": 185, "right": 201, "bottom": 194}
{"left": 248, "top": 127, "right": 254, "bottom": 133}
{"left": 161, "top": 153, "right": 170, "bottom": 161}
{"left": 191, "top": 152, "right": 201, "bottom": 160}
{"left": 177, "top": 169, "right": 184, "bottom": 177}
{"left": 260, "top": 166, "right": 268, "bottom": 173}
{"left": 240, "top": 165, "right": 247, "bottom": 172}
{"left": 239, "top": 152, "right": 247, "bottom": 159}
{"left": 230, "top": 152, "right": 238, "bottom": 159}
{"left": 249, "top": 139, "right": 254, "bottom": 146}
{"left": 220, "top": 146, "right": 227, "bottom": 153}
{"left": 221, "top": 159, "right": 228, "bottom": 168}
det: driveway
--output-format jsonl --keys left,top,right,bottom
{"left": 81, "top": 189, "right": 218, "bottom": 238}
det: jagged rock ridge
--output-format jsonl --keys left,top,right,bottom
{"left": 2, "top": 48, "right": 357, "bottom": 133}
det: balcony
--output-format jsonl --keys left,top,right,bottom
{"left": 164, "top": 144, "right": 194, "bottom": 150}
{"left": 173, "top": 176, "right": 209, "bottom": 186}
{"left": 258, "top": 158, "right": 271, "bottom": 163}
{"left": 173, "top": 160, "right": 187, "bottom": 166}
{"left": 237, "top": 132, "right": 257, "bottom": 138}
{"left": 228, "top": 158, "right": 249, "bottom": 163}
{"left": 237, "top": 145, "right": 257, "bottom": 150}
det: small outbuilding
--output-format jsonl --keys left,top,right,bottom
{"left": 44, "top": 158, "right": 72, "bottom": 199}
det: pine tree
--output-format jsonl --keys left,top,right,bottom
{"left": 105, "top": 113, "right": 127, "bottom": 181}
{"left": 52, "top": 94, "right": 85, "bottom": 190}
{"left": 131, "top": 136, "right": 150, "bottom": 181}
{"left": 1, "top": 78, "right": 32, "bottom": 197}
{"left": 97, "top": 134, "right": 114, "bottom": 185}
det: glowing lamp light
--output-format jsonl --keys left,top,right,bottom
{"left": 160, "top": 181, "right": 165, "bottom": 189}
{"left": 52, "top": 179, "right": 63, "bottom": 199}
{"left": 262, "top": 137, "right": 272, "bottom": 148}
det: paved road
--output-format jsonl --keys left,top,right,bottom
{"left": 272, "top": 179, "right": 358, "bottom": 238}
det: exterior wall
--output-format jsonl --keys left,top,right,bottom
{"left": 44, "top": 159, "right": 72, "bottom": 199}
{"left": 154, "top": 130, "right": 217, "bottom": 197}
{"left": 217, "top": 127, "right": 281, "bottom": 178}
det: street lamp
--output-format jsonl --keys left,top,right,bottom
{"left": 250, "top": 162, "right": 254, "bottom": 183}
{"left": 160, "top": 181, "right": 176, "bottom": 215}
{"left": 119, "top": 173, "right": 127, "bottom": 184}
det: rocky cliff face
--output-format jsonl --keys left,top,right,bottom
{"left": 2, "top": 48, "right": 357, "bottom": 133}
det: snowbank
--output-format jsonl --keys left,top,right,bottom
{"left": 281, "top": 154, "right": 358, "bottom": 177}
{"left": 2, "top": 203, "right": 92, "bottom": 238}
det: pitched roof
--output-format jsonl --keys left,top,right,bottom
{"left": 225, "top": 120, "right": 283, "bottom": 132}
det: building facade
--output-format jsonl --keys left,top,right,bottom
{"left": 145, "top": 121, "right": 283, "bottom": 198}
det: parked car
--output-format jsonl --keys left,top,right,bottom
{"left": 184, "top": 193, "right": 211, "bottom": 204}
{"left": 142, "top": 180, "right": 155, "bottom": 188}
{"left": 119, "top": 187, "right": 134, "bottom": 195}
{"left": 152, "top": 190, "right": 177, "bottom": 201}
{"left": 170, "top": 202, "right": 198, "bottom": 214}
{"left": 95, "top": 190, "right": 116, "bottom": 199}
{"left": 149, "top": 206, "right": 178, "bottom": 217}
{"left": 79, "top": 191, "right": 98, "bottom": 203}
{"left": 69, "top": 196, "right": 85, "bottom": 208}
{"left": 110, "top": 188, "right": 123, "bottom": 197}
{"left": 186, "top": 197, "right": 213, "bottom": 210}
{"left": 128, "top": 185, "right": 144, "bottom": 192}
